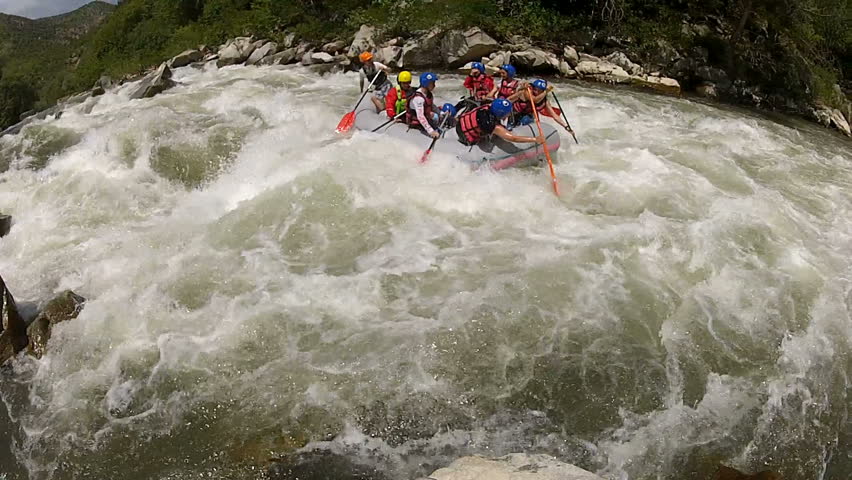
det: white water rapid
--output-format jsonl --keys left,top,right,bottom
{"left": 0, "top": 63, "right": 851, "bottom": 480}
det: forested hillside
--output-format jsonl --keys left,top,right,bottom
{"left": 1, "top": 0, "right": 850, "bottom": 130}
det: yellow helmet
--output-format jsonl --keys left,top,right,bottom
{"left": 398, "top": 71, "right": 412, "bottom": 83}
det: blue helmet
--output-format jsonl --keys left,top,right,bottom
{"left": 441, "top": 103, "right": 457, "bottom": 116}
{"left": 501, "top": 64, "right": 516, "bottom": 79}
{"left": 532, "top": 79, "right": 548, "bottom": 91}
{"left": 471, "top": 62, "right": 485, "bottom": 73}
{"left": 420, "top": 72, "right": 438, "bottom": 87}
{"left": 490, "top": 98, "right": 513, "bottom": 118}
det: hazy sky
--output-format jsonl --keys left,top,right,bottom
{"left": 0, "top": 0, "right": 117, "bottom": 19}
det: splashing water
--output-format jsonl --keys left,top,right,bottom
{"left": 0, "top": 63, "right": 851, "bottom": 480}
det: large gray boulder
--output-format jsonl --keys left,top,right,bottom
{"left": 563, "top": 45, "right": 580, "bottom": 67}
{"left": 401, "top": 29, "right": 443, "bottom": 68}
{"left": 511, "top": 48, "right": 558, "bottom": 72}
{"left": 217, "top": 37, "right": 258, "bottom": 67}
{"left": 0, "top": 274, "right": 27, "bottom": 365}
{"left": 375, "top": 46, "right": 403, "bottom": 68}
{"left": 310, "top": 52, "right": 335, "bottom": 64}
{"left": 259, "top": 48, "right": 297, "bottom": 66}
{"left": 129, "top": 63, "right": 175, "bottom": 100}
{"left": 170, "top": 49, "right": 204, "bottom": 68}
{"left": 605, "top": 51, "right": 643, "bottom": 76}
{"left": 441, "top": 27, "right": 499, "bottom": 68}
{"left": 27, "top": 290, "right": 86, "bottom": 359}
{"left": 348, "top": 24, "right": 376, "bottom": 57}
{"left": 322, "top": 40, "right": 347, "bottom": 54}
{"left": 281, "top": 32, "right": 296, "bottom": 49}
{"left": 246, "top": 41, "right": 278, "bottom": 66}
{"left": 429, "top": 454, "right": 605, "bottom": 480}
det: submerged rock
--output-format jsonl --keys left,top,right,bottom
{"left": 0, "top": 275, "right": 27, "bottom": 365}
{"left": 0, "top": 214, "right": 10, "bottom": 237}
{"left": 27, "top": 290, "right": 86, "bottom": 359}
{"left": 268, "top": 450, "right": 389, "bottom": 480}
{"left": 429, "top": 454, "right": 605, "bottom": 480}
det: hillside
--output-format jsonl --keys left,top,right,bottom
{"left": 0, "top": 1, "right": 116, "bottom": 127}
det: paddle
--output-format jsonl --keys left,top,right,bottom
{"left": 550, "top": 91, "right": 578, "bottom": 144}
{"left": 335, "top": 71, "right": 381, "bottom": 133}
{"left": 371, "top": 111, "right": 406, "bottom": 132}
{"left": 418, "top": 105, "right": 456, "bottom": 164}
{"left": 527, "top": 85, "right": 560, "bottom": 197}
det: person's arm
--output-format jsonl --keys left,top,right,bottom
{"left": 543, "top": 102, "right": 567, "bottom": 129}
{"left": 493, "top": 125, "right": 545, "bottom": 144}
{"left": 385, "top": 88, "right": 397, "bottom": 118}
{"left": 374, "top": 61, "right": 390, "bottom": 72}
{"left": 507, "top": 89, "right": 525, "bottom": 103}
{"left": 488, "top": 81, "right": 499, "bottom": 99}
{"left": 359, "top": 69, "right": 366, "bottom": 92}
{"left": 412, "top": 97, "right": 437, "bottom": 137}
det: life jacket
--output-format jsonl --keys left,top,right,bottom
{"left": 513, "top": 92, "right": 547, "bottom": 115}
{"left": 406, "top": 89, "right": 434, "bottom": 127}
{"left": 394, "top": 86, "right": 413, "bottom": 114}
{"left": 457, "top": 106, "right": 491, "bottom": 145}
{"left": 362, "top": 64, "right": 387, "bottom": 88}
{"left": 497, "top": 79, "right": 518, "bottom": 99}
{"left": 469, "top": 75, "right": 491, "bottom": 99}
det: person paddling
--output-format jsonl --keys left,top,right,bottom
{"left": 489, "top": 64, "right": 519, "bottom": 100}
{"left": 406, "top": 72, "right": 442, "bottom": 139}
{"left": 385, "top": 71, "right": 415, "bottom": 120}
{"left": 463, "top": 62, "right": 494, "bottom": 103}
{"left": 456, "top": 98, "right": 546, "bottom": 147}
{"left": 508, "top": 79, "right": 572, "bottom": 133}
{"left": 359, "top": 51, "right": 392, "bottom": 114}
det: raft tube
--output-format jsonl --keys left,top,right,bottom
{"left": 353, "top": 102, "right": 561, "bottom": 171}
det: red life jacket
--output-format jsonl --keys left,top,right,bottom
{"left": 497, "top": 79, "right": 518, "bottom": 99}
{"left": 470, "top": 75, "right": 491, "bottom": 99}
{"left": 406, "top": 89, "right": 434, "bottom": 127}
{"left": 458, "top": 106, "right": 491, "bottom": 145}
{"left": 513, "top": 93, "right": 546, "bottom": 114}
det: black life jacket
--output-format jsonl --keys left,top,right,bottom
{"left": 362, "top": 63, "right": 387, "bottom": 88}
{"left": 497, "top": 79, "right": 519, "bottom": 99}
{"left": 457, "top": 106, "right": 492, "bottom": 145}
{"left": 405, "top": 89, "right": 434, "bottom": 127}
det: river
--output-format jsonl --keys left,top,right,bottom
{"left": 0, "top": 63, "right": 850, "bottom": 480}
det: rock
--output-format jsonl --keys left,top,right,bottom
{"left": 282, "top": 32, "right": 296, "bottom": 49}
{"left": 712, "top": 465, "right": 783, "bottom": 480}
{"left": 578, "top": 53, "right": 601, "bottom": 63}
{"left": 828, "top": 107, "right": 852, "bottom": 136}
{"left": 648, "top": 38, "right": 681, "bottom": 69}
{"left": 429, "top": 454, "right": 605, "bottom": 480}
{"left": 295, "top": 41, "right": 313, "bottom": 58}
{"left": 696, "top": 82, "right": 718, "bottom": 98}
{"left": 563, "top": 45, "right": 580, "bottom": 67}
{"left": 401, "top": 29, "right": 443, "bottom": 68}
{"left": 604, "top": 51, "right": 643, "bottom": 76}
{"left": 375, "top": 46, "right": 402, "bottom": 68}
{"left": 311, "top": 52, "right": 334, "bottom": 64}
{"left": 259, "top": 48, "right": 297, "bottom": 66}
{"left": 0, "top": 274, "right": 27, "bottom": 365}
{"left": 558, "top": 60, "right": 576, "bottom": 78}
{"left": 696, "top": 66, "right": 731, "bottom": 90}
{"left": 631, "top": 75, "right": 682, "bottom": 95}
{"left": 129, "top": 63, "right": 175, "bottom": 100}
{"left": 246, "top": 41, "right": 278, "bottom": 66}
{"left": 95, "top": 75, "right": 114, "bottom": 90}
{"left": 441, "top": 27, "right": 499, "bottom": 68}
{"left": 0, "top": 215, "right": 10, "bottom": 237}
{"left": 300, "top": 52, "right": 315, "bottom": 66}
{"left": 511, "top": 49, "right": 558, "bottom": 72}
{"left": 348, "top": 24, "right": 376, "bottom": 57}
{"left": 26, "top": 290, "right": 86, "bottom": 359}
{"left": 216, "top": 37, "right": 258, "bottom": 67}
{"left": 486, "top": 51, "right": 511, "bottom": 69}
{"left": 268, "top": 450, "right": 390, "bottom": 480}
{"left": 575, "top": 60, "right": 628, "bottom": 78}
{"left": 170, "top": 49, "right": 203, "bottom": 68}
{"left": 322, "top": 40, "right": 347, "bottom": 54}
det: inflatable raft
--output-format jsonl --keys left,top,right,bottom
{"left": 353, "top": 102, "right": 561, "bottom": 171}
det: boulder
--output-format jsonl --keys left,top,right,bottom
{"left": 27, "top": 290, "right": 86, "bottom": 359}
{"left": 0, "top": 214, "right": 10, "bottom": 237}
{"left": 170, "top": 49, "right": 204, "bottom": 68}
{"left": 295, "top": 41, "right": 313, "bottom": 57}
{"left": 575, "top": 60, "right": 628, "bottom": 78}
{"left": 695, "top": 66, "right": 731, "bottom": 90}
{"left": 348, "top": 24, "right": 376, "bottom": 57}
{"left": 216, "top": 37, "right": 258, "bottom": 67}
{"left": 282, "top": 32, "right": 296, "bottom": 49}
{"left": 828, "top": 107, "right": 852, "bottom": 136}
{"left": 486, "top": 51, "right": 511, "bottom": 69}
{"left": 300, "top": 52, "right": 315, "bottom": 66}
{"left": 578, "top": 53, "right": 601, "bottom": 63}
{"left": 631, "top": 75, "right": 682, "bottom": 95}
{"left": 563, "top": 45, "right": 580, "bottom": 67}
{"left": 375, "top": 46, "right": 402, "bottom": 68}
{"left": 0, "top": 274, "right": 27, "bottom": 365}
{"left": 558, "top": 60, "right": 576, "bottom": 78}
{"left": 401, "top": 29, "right": 443, "bottom": 68}
{"left": 322, "top": 40, "right": 347, "bottom": 54}
{"left": 310, "top": 52, "right": 335, "bottom": 64}
{"left": 268, "top": 450, "right": 390, "bottom": 480}
{"left": 511, "top": 49, "right": 558, "bottom": 72}
{"left": 246, "top": 41, "right": 278, "bottom": 66}
{"left": 696, "top": 82, "right": 718, "bottom": 98}
{"left": 604, "top": 51, "right": 643, "bottom": 76}
{"left": 505, "top": 34, "right": 532, "bottom": 51}
{"left": 648, "top": 38, "right": 681, "bottom": 69}
{"left": 259, "top": 48, "right": 297, "bottom": 66}
{"left": 441, "top": 27, "right": 499, "bottom": 68}
{"left": 429, "top": 454, "right": 605, "bottom": 480}
{"left": 129, "top": 63, "right": 175, "bottom": 100}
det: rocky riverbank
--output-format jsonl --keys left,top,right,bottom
{"left": 2, "top": 23, "right": 850, "bottom": 139}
